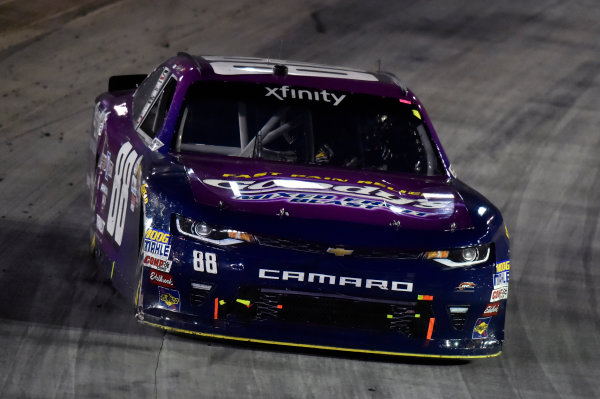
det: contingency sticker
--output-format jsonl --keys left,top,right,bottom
{"left": 493, "top": 270, "right": 509, "bottom": 289}
{"left": 143, "top": 228, "right": 172, "bottom": 273}
{"left": 490, "top": 286, "right": 508, "bottom": 302}
{"left": 482, "top": 303, "right": 500, "bottom": 317}
{"left": 158, "top": 287, "right": 180, "bottom": 311}
{"left": 472, "top": 317, "right": 491, "bottom": 339}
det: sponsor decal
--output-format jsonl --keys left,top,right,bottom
{"left": 104, "top": 151, "right": 111, "bottom": 175}
{"left": 496, "top": 260, "right": 510, "bottom": 273}
{"left": 108, "top": 160, "right": 114, "bottom": 178}
{"left": 158, "top": 287, "right": 180, "bottom": 311}
{"left": 101, "top": 193, "right": 107, "bottom": 212}
{"left": 490, "top": 286, "right": 508, "bottom": 302}
{"left": 493, "top": 270, "right": 509, "bottom": 289}
{"left": 149, "top": 270, "right": 174, "bottom": 288}
{"left": 456, "top": 282, "right": 476, "bottom": 292}
{"left": 92, "top": 104, "right": 110, "bottom": 140}
{"left": 100, "top": 183, "right": 109, "bottom": 196}
{"left": 203, "top": 178, "right": 450, "bottom": 218}
{"left": 106, "top": 142, "right": 139, "bottom": 245}
{"left": 143, "top": 228, "right": 172, "bottom": 272}
{"left": 143, "top": 255, "right": 172, "bottom": 273}
{"left": 472, "top": 317, "right": 491, "bottom": 339}
{"left": 258, "top": 268, "right": 413, "bottom": 292}
{"left": 141, "top": 184, "right": 148, "bottom": 204}
{"left": 100, "top": 183, "right": 109, "bottom": 211}
{"left": 96, "top": 214, "right": 105, "bottom": 233}
{"left": 482, "top": 303, "right": 500, "bottom": 317}
{"left": 99, "top": 153, "right": 108, "bottom": 174}
{"left": 265, "top": 85, "right": 347, "bottom": 106}
{"left": 221, "top": 172, "right": 423, "bottom": 196}
{"left": 130, "top": 158, "right": 142, "bottom": 211}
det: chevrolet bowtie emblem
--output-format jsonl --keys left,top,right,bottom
{"left": 326, "top": 247, "right": 354, "bottom": 257}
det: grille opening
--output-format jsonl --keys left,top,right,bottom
{"left": 227, "top": 288, "right": 434, "bottom": 338}
{"left": 448, "top": 306, "right": 469, "bottom": 331}
{"left": 190, "top": 282, "right": 214, "bottom": 306}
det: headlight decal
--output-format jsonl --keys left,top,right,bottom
{"left": 425, "top": 244, "right": 491, "bottom": 267}
{"left": 174, "top": 215, "right": 255, "bottom": 246}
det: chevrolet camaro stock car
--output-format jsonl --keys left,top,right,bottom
{"left": 88, "top": 53, "right": 510, "bottom": 358}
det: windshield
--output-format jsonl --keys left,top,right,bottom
{"left": 175, "top": 81, "right": 444, "bottom": 176}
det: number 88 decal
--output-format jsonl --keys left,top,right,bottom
{"left": 193, "top": 250, "right": 218, "bottom": 274}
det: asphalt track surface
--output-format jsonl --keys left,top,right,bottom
{"left": 1, "top": 1, "right": 599, "bottom": 398}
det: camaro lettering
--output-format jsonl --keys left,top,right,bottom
{"left": 265, "top": 85, "right": 346, "bottom": 106}
{"left": 259, "top": 269, "right": 413, "bottom": 292}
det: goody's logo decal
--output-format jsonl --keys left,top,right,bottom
{"left": 158, "top": 287, "right": 180, "bottom": 311}
{"left": 202, "top": 176, "right": 453, "bottom": 218}
{"left": 143, "top": 228, "right": 172, "bottom": 272}
{"left": 472, "top": 317, "right": 491, "bottom": 339}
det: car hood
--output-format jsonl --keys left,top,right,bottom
{"left": 178, "top": 154, "right": 474, "bottom": 232}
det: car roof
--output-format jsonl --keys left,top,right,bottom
{"left": 167, "top": 53, "right": 411, "bottom": 100}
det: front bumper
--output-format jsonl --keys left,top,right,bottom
{"left": 137, "top": 232, "right": 505, "bottom": 358}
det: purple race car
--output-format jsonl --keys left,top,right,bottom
{"left": 88, "top": 53, "right": 510, "bottom": 358}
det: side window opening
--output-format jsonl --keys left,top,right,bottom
{"left": 138, "top": 76, "right": 177, "bottom": 139}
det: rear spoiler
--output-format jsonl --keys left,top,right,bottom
{"left": 108, "top": 74, "right": 147, "bottom": 93}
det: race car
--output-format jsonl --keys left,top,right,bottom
{"left": 88, "top": 53, "right": 510, "bottom": 358}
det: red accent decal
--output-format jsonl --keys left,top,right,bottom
{"left": 426, "top": 318, "right": 435, "bottom": 340}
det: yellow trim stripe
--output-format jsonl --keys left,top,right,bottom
{"left": 110, "top": 261, "right": 115, "bottom": 279}
{"left": 141, "top": 321, "right": 501, "bottom": 359}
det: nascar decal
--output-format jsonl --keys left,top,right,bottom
{"left": 482, "top": 303, "right": 500, "bottom": 317}
{"left": 158, "top": 287, "right": 180, "bottom": 311}
{"left": 106, "top": 142, "right": 140, "bottom": 245}
{"left": 143, "top": 228, "right": 172, "bottom": 272}
{"left": 490, "top": 286, "right": 508, "bottom": 302}
{"left": 203, "top": 178, "right": 452, "bottom": 217}
{"left": 149, "top": 270, "right": 174, "bottom": 288}
{"left": 472, "top": 317, "right": 491, "bottom": 339}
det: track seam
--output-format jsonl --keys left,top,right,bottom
{"left": 154, "top": 331, "right": 166, "bottom": 399}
